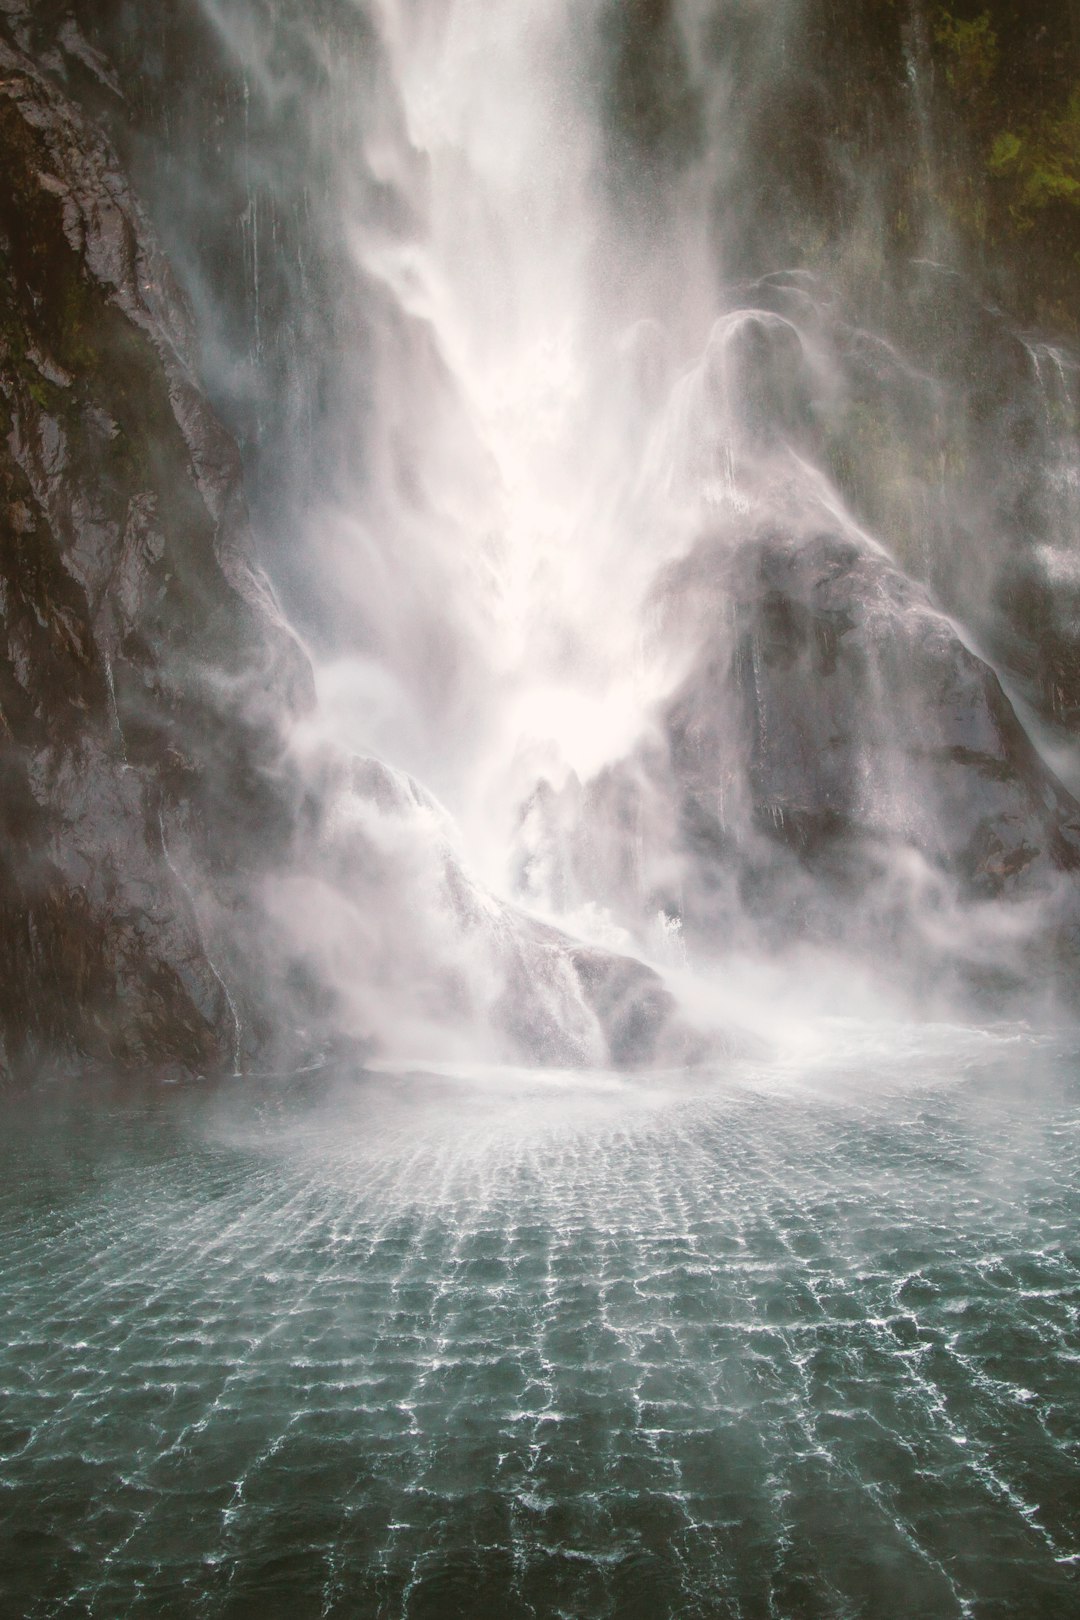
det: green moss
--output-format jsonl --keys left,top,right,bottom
{"left": 918, "top": 6, "right": 1080, "bottom": 326}
{"left": 984, "top": 84, "right": 1080, "bottom": 230}
{"left": 935, "top": 10, "right": 998, "bottom": 103}
{"left": 988, "top": 130, "right": 1023, "bottom": 174}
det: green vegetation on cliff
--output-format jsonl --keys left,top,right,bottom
{"left": 931, "top": 3, "right": 1080, "bottom": 325}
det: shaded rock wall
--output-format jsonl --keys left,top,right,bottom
{"left": 0, "top": 28, "right": 314, "bottom": 1081}
{"left": 28, "top": 0, "right": 380, "bottom": 634}
{"left": 666, "top": 529, "right": 1080, "bottom": 990}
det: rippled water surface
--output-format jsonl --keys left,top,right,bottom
{"left": 3, "top": 1025, "right": 1080, "bottom": 1618}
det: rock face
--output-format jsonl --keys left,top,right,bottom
{"left": 668, "top": 528, "right": 1080, "bottom": 977}
{"left": 0, "top": 35, "right": 314, "bottom": 1081}
{"left": 519, "top": 524, "right": 1080, "bottom": 1007}
{"left": 668, "top": 528, "right": 1080, "bottom": 900}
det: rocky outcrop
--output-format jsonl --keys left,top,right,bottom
{"left": 665, "top": 527, "right": 1080, "bottom": 998}
{"left": 517, "top": 523, "right": 1080, "bottom": 1008}
{"left": 669, "top": 529, "right": 1080, "bottom": 891}
{"left": 0, "top": 35, "right": 315, "bottom": 1081}
{"left": 271, "top": 750, "right": 704, "bottom": 1072}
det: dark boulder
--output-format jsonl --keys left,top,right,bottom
{"left": 662, "top": 526, "right": 1080, "bottom": 998}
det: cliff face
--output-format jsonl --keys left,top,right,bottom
{"left": 0, "top": 29, "right": 314, "bottom": 1081}
{"left": 828, "top": 0, "right": 1080, "bottom": 332}
{"left": 682, "top": 2, "right": 1080, "bottom": 745}
{"left": 662, "top": 0, "right": 1080, "bottom": 332}
{"left": 16, "top": 0, "right": 380, "bottom": 632}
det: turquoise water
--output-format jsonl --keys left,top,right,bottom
{"left": 2, "top": 1025, "right": 1079, "bottom": 1618}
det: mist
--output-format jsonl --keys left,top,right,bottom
{"left": 86, "top": 0, "right": 1077, "bottom": 1064}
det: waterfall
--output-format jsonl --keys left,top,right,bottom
{"left": 5, "top": 8, "right": 1080, "bottom": 1613}
{"left": 69, "top": 0, "right": 1080, "bottom": 1056}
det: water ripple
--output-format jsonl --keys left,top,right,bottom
{"left": 1, "top": 1029, "right": 1079, "bottom": 1617}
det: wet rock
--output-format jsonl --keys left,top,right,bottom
{"left": 663, "top": 526, "right": 1080, "bottom": 997}
{"left": 0, "top": 34, "right": 313, "bottom": 1082}
{"left": 506, "top": 520, "right": 1080, "bottom": 1013}
{"left": 565, "top": 945, "right": 696, "bottom": 1069}
{"left": 271, "top": 747, "right": 705, "bottom": 1074}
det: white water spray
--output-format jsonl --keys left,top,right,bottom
{"left": 174, "top": 0, "right": 1080, "bottom": 1060}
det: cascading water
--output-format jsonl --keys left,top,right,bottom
{"left": 103, "top": 0, "right": 1075, "bottom": 1065}
{"left": 219, "top": 0, "right": 1077, "bottom": 1056}
{"left": 298, "top": 0, "right": 723, "bottom": 842}
{"left": 3, "top": 2, "right": 1080, "bottom": 1614}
